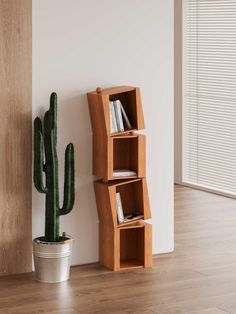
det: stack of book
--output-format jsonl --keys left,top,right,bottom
{"left": 116, "top": 192, "right": 144, "bottom": 225}
{"left": 113, "top": 169, "right": 137, "bottom": 177}
{"left": 109, "top": 100, "right": 132, "bottom": 133}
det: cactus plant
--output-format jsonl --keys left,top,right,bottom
{"left": 34, "top": 92, "right": 75, "bottom": 242}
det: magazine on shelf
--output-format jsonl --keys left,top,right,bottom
{"left": 123, "top": 213, "right": 144, "bottom": 223}
{"left": 118, "top": 100, "right": 132, "bottom": 129}
{"left": 113, "top": 169, "right": 137, "bottom": 177}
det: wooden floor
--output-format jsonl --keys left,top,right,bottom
{"left": 1, "top": 185, "right": 236, "bottom": 314}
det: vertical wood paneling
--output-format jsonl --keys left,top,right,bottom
{"left": 0, "top": 0, "right": 32, "bottom": 275}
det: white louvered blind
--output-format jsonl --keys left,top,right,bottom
{"left": 183, "top": 0, "right": 236, "bottom": 195}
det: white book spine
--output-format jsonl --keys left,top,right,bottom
{"left": 115, "top": 100, "right": 124, "bottom": 132}
{"left": 113, "top": 100, "right": 121, "bottom": 131}
{"left": 116, "top": 193, "right": 124, "bottom": 224}
{"left": 109, "top": 101, "right": 118, "bottom": 133}
{"left": 109, "top": 101, "right": 115, "bottom": 133}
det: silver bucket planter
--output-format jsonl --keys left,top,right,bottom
{"left": 33, "top": 237, "right": 73, "bottom": 283}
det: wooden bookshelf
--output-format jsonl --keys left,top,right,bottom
{"left": 87, "top": 86, "right": 152, "bottom": 271}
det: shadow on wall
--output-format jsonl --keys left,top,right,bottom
{"left": 33, "top": 92, "right": 99, "bottom": 265}
{"left": 59, "top": 92, "right": 99, "bottom": 265}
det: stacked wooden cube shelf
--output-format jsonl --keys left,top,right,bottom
{"left": 87, "top": 86, "right": 152, "bottom": 271}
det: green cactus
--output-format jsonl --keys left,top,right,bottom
{"left": 34, "top": 92, "right": 75, "bottom": 242}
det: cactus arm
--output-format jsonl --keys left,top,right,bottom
{"left": 34, "top": 116, "right": 43, "bottom": 134}
{"left": 59, "top": 143, "right": 75, "bottom": 215}
{"left": 50, "top": 92, "right": 57, "bottom": 144}
{"left": 33, "top": 118, "right": 47, "bottom": 193}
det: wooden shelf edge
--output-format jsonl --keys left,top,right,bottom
{"left": 88, "top": 85, "right": 137, "bottom": 95}
{"left": 110, "top": 129, "right": 137, "bottom": 137}
{"left": 106, "top": 178, "right": 143, "bottom": 185}
{"left": 110, "top": 175, "right": 139, "bottom": 181}
{"left": 119, "top": 259, "right": 144, "bottom": 270}
{"left": 117, "top": 220, "right": 146, "bottom": 229}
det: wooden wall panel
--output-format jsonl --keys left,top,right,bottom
{"left": 0, "top": 0, "right": 32, "bottom": 275}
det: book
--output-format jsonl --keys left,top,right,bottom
{"left": 113, "top": 169, "right": 137, "bottom": 177}
{"left": 109, "top": 101, "right": 115, "bottom": 133}
{"left": 116, "top": 100, "right": 124, "bottom": 132}
{"left": 124, "top": 213, "right": 144, "bottom": 223}
{"left": 113, "top": 100, "right": 120, "bottom": 131}
{"left": 113, "top": 100, "right": 124, "bottom": 132}
{"left": 118, "top": 100, "right": 132, "bottom": 129}
{"left": 116, "top": 193, "right": 124, "bottom": 223}
{"left": 109, "top": 101, "right": 118, "bottom": 133}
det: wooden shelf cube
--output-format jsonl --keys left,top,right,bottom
{"left": 99, "top": 221, "right": 152, "bottom": 271}
{"left": 94, "top": 178, "right": 151, "bottom": 228}
{"left": 93, "top": 134, "right": 146, "bottom": 181}
{"left": 120, "top": 223, "right": 152, "bottom": 269}
{"left": 87, "top": 86, "right": 145, "bottom": 137}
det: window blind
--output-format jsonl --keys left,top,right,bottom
{"left": 183, "top": 0, "right": 236, "bottom": 195}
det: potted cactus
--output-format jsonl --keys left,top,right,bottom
{"left": 33, "top": 92, "right": 75, "bottom": 283}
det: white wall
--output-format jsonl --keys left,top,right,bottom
{"left": 32, "top": 0, "right": 174, "bottom": 266}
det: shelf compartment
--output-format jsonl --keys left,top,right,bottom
{"left": 109, "top": 90, "right": 138, "bottom": 134}
{"left": 113, "top": 136, "right": 139, "bottom": 177}
{"left": 87, "top": 86, "right": 145, "bottom": 137}
{"left": 98, "top": 221, "right": 152, "bottom": 271}
{"left": 94, "top": 178, "right": 151, "bottom": 228}
{"left": 118, "top": 221, "right": 152, "bottom": 270}
{"left": 114, "top": 178, "right": 151, "bottom": 224}
{"left": 92, "top": 134, "right": 145, "bottom": 181}
{"left": 116, "top": 180, "right": 144, "bottom": 218}
{"left": 120, "top": 225, "right": 145, "bottom": 269}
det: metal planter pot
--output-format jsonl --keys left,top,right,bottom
{"left": 33, "top": 237, "right": 73, "bottom": 283}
